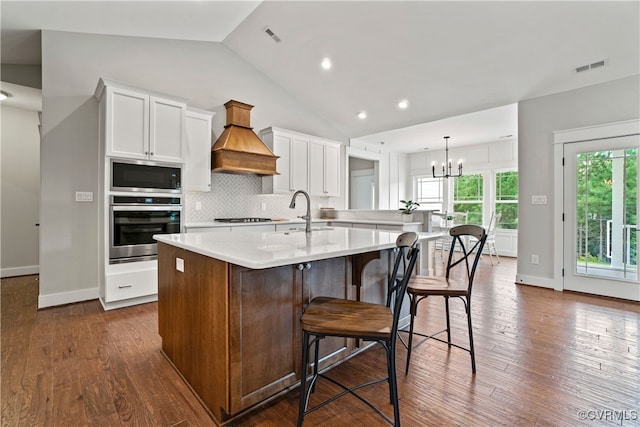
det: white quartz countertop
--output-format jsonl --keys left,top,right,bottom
{"left": 155, "top": 228, "right": 443, "bottom": 269}
{"left": 184, "top": 218, "right": 423, "bottom": 228}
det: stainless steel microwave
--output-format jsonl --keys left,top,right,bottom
{"left": 111, "top": 159, "right": 182, "bottom": 193}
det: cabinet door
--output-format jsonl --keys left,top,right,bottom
{"left": 309, "top": 140, "right": 340, "bottom": 197}
{"left": 324, "top": 141, "right": 340, "bottom": 197}
{"left": 184, "top": 110, "right": 213, "bottom": 191}
{"left": 106, "top": 87, "right": 149, "bottom": 159}
{"left": 290, "top": 135, "right": 309, "bottom": 192}
{"left": 308, "top": 140, "right": 326, "bottom": 196}
{"left": 229, "top": 264, "right": 302, "bottom": 413}
{"left": 149, "top": 96, "right": 185, "bottom": 163}
{"left": 272, "top": 133, "right": 293, "bottom": 193}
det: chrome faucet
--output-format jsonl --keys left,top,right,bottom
{"left": 289, "top": 190, "right": 312, "bottom": 233}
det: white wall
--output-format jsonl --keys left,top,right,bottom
{"left": 39, "top": 30, "right": 348, "bottom": 305}
{"left": 517, "top": 75, "right": 640, "bottom": 288}
{"left": 1, "top": 105, "right": 41, "bottom": 277}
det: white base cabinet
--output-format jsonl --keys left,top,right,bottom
{"left": 101, "top": 260, "right": 158, "bottom": 311}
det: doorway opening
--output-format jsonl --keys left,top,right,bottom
{"left": 349, "top": 157, "right": 377, "bottom": 209}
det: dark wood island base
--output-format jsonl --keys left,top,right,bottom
{"left": 157, "top": 242, "right": 394, "bottom": 425}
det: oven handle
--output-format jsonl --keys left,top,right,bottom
{"left": 111, "top": 205, "right": 182, "bottom": 212}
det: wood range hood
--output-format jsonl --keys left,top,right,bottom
{"left": 211, "top": 100, "right": 279, "bottom": 175}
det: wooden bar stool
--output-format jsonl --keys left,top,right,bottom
{"left": 402, "top": 224, "right": 486, "bottom": 374}
{"left": 297, "top": 232, "right": 420, "bottom": 427}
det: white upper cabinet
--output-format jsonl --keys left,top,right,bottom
{"left": 261, "top": 127, "right": 309, "bottom": 194}
{"left": 149, "top": 97, "right": 186, "bottom": 163}
{"left": 309, "top": 138, "right": 340, "bottom": 197}
{"left": 261, "top": 127, "right": 340, "bottom": 197}
{"left": 184, "top": 108, "right": 214, "bottom": 191}
{"left": 96, "top": 79, "right": 186, "bottom": 163}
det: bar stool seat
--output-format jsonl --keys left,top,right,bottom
{"left": 407, "top": 275, "right": 468, "bottom": 297}
{"left": 301, "top": 297, "right": 394, "bottom": 338}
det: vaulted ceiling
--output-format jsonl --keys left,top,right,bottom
{"left": 2, "top": 1, "right": 638, "bottom": 152}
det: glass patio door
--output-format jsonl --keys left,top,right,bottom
{"left": 563, "top": 135, "right": 639, "bottom": 301}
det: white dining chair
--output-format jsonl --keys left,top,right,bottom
{"left": 485, "top": 211, "right": 501, "bottom": 265}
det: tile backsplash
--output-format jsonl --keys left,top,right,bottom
{"left": 184, "top": 173, "right": 333, "bottom": 223}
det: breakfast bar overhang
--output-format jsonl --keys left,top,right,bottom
{"left": 154, "top": 228, "right": 442, "bottom": 425}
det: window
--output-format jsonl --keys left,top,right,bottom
{"left": 495, "top": 171, "right": 518, "bottom": 229}
{"left": 412, "top": 170, "right": 519, "bottom": 231}
{"left": 414, "top": 176, "right": 443, "bottom": 210}
{"left": 453, "top": 174, "right": 483, "bottom": 225}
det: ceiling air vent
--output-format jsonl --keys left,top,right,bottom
{"left": 574, "top": 59, "right": 608, "bottom": 73}
{"left": 264, "top": 27, "right": 281, "bottom": 43}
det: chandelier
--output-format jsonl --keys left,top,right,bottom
{"left": 432, "top": 136, "right": 462, "bottom": 179}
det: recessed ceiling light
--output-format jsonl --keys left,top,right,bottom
{"left": 397, "top": 99, "right": 409, "bottom": 109}
{"left": 321, "top": 57, "right": 332, "bottom": 70}
{"left": 357, "top": 111, "right": 367, "bottom": 119}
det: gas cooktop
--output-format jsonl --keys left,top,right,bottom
{"left": 215, "top": 217, "right": 272, "bottom": 223}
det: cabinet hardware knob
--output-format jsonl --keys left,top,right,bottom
{"left": 297, "top": 264, "right": 305, "bottom": 271}
{"left": 118, "top": 284, "right": 133, "bottom": 288}
{"left": 305, "top": 263, "right": 311, "bottom": 270}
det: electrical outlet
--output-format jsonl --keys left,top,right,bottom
{"left": 176, "top": 257, "right": 184, "bottom": 272}
{"left": 531, "top": 254, "right": 539, "bottom": 265}
{"left": 75, "top": 191, "right": 93, "bottom": 202}
{"left": 195, "top": 201, "right": 202, "bottom": 211}
{"left": 261, "top": 202, "right": 266, "bottom": 211}
{"left": 531, "top": 195, "right": 547, "bottom": 205}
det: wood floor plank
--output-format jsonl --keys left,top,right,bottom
{"left": 2, "top": 258, "right": 639, "bottom": 427}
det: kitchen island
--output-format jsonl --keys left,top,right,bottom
{"left": 154, "top": 228, "right": 442, "bottom": 425}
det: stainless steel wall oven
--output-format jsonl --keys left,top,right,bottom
{"left": 109, "top": 195, "right": 182, "bottom": 263}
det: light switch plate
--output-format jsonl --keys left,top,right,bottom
{"left": 176, "top": 257, "right": 184, "bottom": 272}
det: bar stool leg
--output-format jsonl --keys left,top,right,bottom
{"left": 405, "top": 295, "right": 418, "bottom": 374}
{"left": 444, "top": 296, "right": 452, "bottom": 345}
{"left": 297, "top": 332, "right": 310, "bottom": 427}
{"left": 465, "top": 298, "right": 477, "bottom": 374}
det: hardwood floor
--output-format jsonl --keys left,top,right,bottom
{"left": 2, "top": 257, "right": 639, "bottom": 426}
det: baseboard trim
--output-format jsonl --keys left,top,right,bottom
{"left": 38, "top": 287, "right": 99, "bottom": 308}
{"left": 99, "top": 294, "right": 158, "bottom": 311}
{"left": 1, "top": 265, "right": 39, "bottom": 278}
{"left": 515, "top": 274, "right": 561, "bottom": 291}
